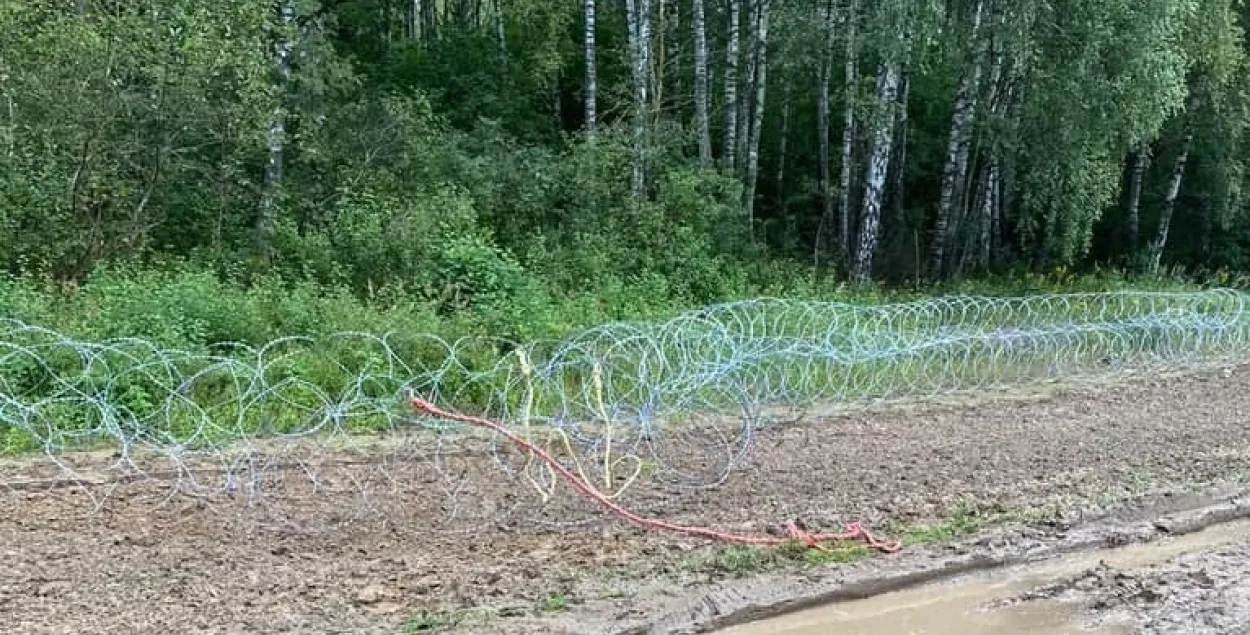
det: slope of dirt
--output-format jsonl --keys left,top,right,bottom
{"left": 3, "top": 365, "right": 1250, "bottom": 634}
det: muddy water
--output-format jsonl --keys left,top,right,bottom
{"left": 716, "top": 519, "right": 1250, "bottom": 635}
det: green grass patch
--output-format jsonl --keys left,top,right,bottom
{"left": 400, "top": 607, "right": 496, "bottom": 633}
{"left": 901, "top": 505, "right": 986, "bottom": 545}
{"left": 539, "top": 593, "right": 570, "bottom": 612}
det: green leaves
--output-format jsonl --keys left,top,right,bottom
{"left": 0, "top": 0, "right": 274, "bottom": 276}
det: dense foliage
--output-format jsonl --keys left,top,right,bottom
{"left": 2, "top": 0, "right": 1249, "bottom": 345}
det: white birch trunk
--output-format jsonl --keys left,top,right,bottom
{"left": 815, "top": 0, "right": 835, "bottom": 264}
{"left": 997, "top": 61, "right": 1025, "bottom": 264}
{"left": 495, "top": 0, "right": 507, "bottom": 60}
{"left": 836, "top": 0, "right": 859, "bottom": 266}
{"left": 742, "top": 0, "right": 769, "bottom": 231}
{"left": 1127, "top": 144, "right": 1149, "bottom": 253}
{"left": 415, "top": 0, "right": 430, "bottom": 39}
{"left": 584, "top": 0, "right": 597, "bottom": 135}
{"left": 664, "top": 0, "right": 681, "bottom": 111}
{"left": 977, "top": 158, "right": 998, "bottom": 269}
{"left": 693, "top": 0, "right": 713, "bottom": 164}
{"left": 723, "top": 0, "right": 741, "bottom": 171}
{"left": 852, "top": 57, "right": 901, "bottom": 281}
{"left": 1148, "top": 131, "right": 1193, "bottom": 273}
{"left": 971, "top": 12, "right": 1005, "bottom": 272}
{"left": 737, "top": 0, "right": 760, "bottom": 177}
{"left": 891, "top": 68, "right": 910, "bottom": 230}
{"left": 929, "top": 0, "right": 985, "bottom": 279}
{"left": 258, "top": 0, "right": 295, "bottom": 259}
{"left": 775, "top": 79, "right": 790, "bottom": 206}
{"left": 625, "top": 0, "right": 653, "bottom": 197}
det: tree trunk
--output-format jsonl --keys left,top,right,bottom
{"left": 977, "top": 158, "right": 998, "bottom": 270}
{"left": 929, "top": 0, "right": 985, "bottom": 279}
{"left": 409, "top": 0, "right": 422, "bottom": 39}
{"left": 737, "top": 0, "right": 760, "bottom": 179}
{"left": 257, "top": 0, "right": 295, "bottom": 261}
{"left": 625, "top": 0, "right": 653, "bottom": 198}
{"left": 423, "top": 0, "right": 439, "bottom": 40}
{"left": 494, "top": 0, "right": 507, "bottom": 59}
{"left": 742, "top": 0, "right": 770, "bottom": 234}
{"left": 973, "top": 9, "right": 1006, "bottom": 273}
{"left": 723, "top": 0, "right": 740, "bottom": 171}
{"left": 775, "top": 79, "right": 790, "bottom": 208}
{"left": 656, "top": 0, "right": 668, "bottom": 111}
{"left": 996, "top": 61, "right": 1025, "bottom": 265}
{"left": 891, "top": 68, "right": 910, "bottom": 273}
{"left": 1148, "top": 131, "right": 1193, "bottom": 273}
{"left": 584, "top": 0, "right": 597, "bottom": 135}
{"left": 664, "top": 0, "right": 681, "bottom": 112}
{"left": 550, "top": 71, "right": 563, "bottom": 132}
{"left": 1200, "top": 195, "right": 1212, "bottom": 260}
{"left": 852, "top": 56, "right": 901, "bottom": 282}
{"left": 814, "top": 0, "right": 835, "bottom": 266}
{"left": 1126, "top": 144, "right": 1149, "bottom": 253}
{"left": 692, "top": 0, "right": 712, "bottom": 164}
{"left": 836, "top": 0, "right": 859, "bottom": 267}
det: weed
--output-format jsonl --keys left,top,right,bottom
{"left": 402, "top": 611, "right": 459, "bottom": 633}
{"left": 540, "top": 594, "right": 570, "bottom": 612}
{"left": 903, "top": 511, "right": 984, "bottom": 545}
{"left": 804, "top": 544, "right": 871, "bottom": 565}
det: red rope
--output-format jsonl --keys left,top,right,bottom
{"left": 408, "top": 396, "right": 901, "bottom": 554}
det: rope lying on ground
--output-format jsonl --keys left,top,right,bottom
{"left": 408, "top": 395, "right": 901, "bottom": 554}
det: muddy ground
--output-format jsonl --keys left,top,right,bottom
{"left": 4, "top": 364, "right": 1250, "bottom": 634}
{"left": 1004, "top": 531, "right": 1250, "bottom": 635}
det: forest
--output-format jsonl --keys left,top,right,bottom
{"left": 2, "top": 0, "right": 1249, "bottom": 345}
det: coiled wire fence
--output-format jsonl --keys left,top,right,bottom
{"left": 2, "top": 290, "right": 1249, "bottom": 528}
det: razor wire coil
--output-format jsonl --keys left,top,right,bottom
{"left": 2, "top": 289, "right": 1249, "bottom": 513}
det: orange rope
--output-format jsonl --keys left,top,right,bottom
{"left": 408, "top": 395, "right": 901, "bottom": 554}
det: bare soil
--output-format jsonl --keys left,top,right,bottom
{"left": 1003, "top": 532, "right": 1250, "bottom": 635}
{"left": 4, "top": 365, "right": 1250, "bottom": 635}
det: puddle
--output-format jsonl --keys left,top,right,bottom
{"left": 714, "top": 518, "right": 1250, "bottom": 635}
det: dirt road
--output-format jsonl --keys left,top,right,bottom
{"left": 1012, "top": 532, "right": 1250, "bottom": 635}
{"left": 712, "top": 510, "right": 1250, "bottom": 635}
{"left": 3, "top": 365, "right": 1250, "bottom": 634}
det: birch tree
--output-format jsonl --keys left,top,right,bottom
{"left": 692, "top": 0, "right": 712, "bottom": 164}
{"left": 775, "top": 79, "right": 791, "bottom": 206}
{"left": 1148, "top": 130, "right": 1193, "bottom": 272}
{"left": 852, "top": 3, "right": 908, "bottom": 281}
{"left": 723, "top": 0, "right": 741, "bottom": 171}
{"left": 408, "top": 0, "right": 422, "bottom": 39}
{"left": 584, "top": 0, "right": 597, "bottom": 135}
{"left": 814, "top": 0, "right": 835, "bottom": 265}
{"left": 625, "top": 0, "right": 654, "bottom": 197}
{"left": 972, "top": 4, "right": 1007, "bottom": 272}
{"left": 837, "top": 0, "right": 859, "bottom": 266}
{"left": 929, "top": 0, "right": 985, "bottom": 279}
{"left": 742, "top": 0, "right": 770, "bottom": 231}
{"left": 662, "top": 0, "right": 681, "bottom": 112}
{"left": 257, "top": 0, "right": 296, "bottom": 261}
{"left": 1125, "top": 144, "right": 1150, "bottom": 253}
{"left": 736, "top": 0, "right": 760, "bottom": 176}
{"left": 494, "top": 0, "right": 508, "bottom": 59}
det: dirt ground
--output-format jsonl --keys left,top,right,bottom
{"left": 5, "top": 364, "right": 1250, "bottom": 635}
{"left": 1005, "top": 532, "right": 1250, "bottom": 635}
